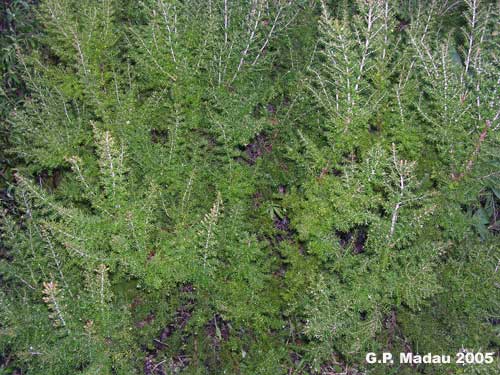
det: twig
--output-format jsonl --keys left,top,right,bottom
{"left": 252, "top": 2, "right": 286, "bottom": 66}
{"left": 452, "top": 117, "right": 495, "bottom": 180}
{"left": 232, "top": 1, "right": 262, "bottom": 82}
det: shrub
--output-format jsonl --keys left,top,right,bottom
{"left": 1, "top": 1, "right": 499, "bottom": 374}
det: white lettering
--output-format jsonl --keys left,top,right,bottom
{"left": 400, "top": 353, "right": 413, "bottom": 363}
{"left": 366, "top": 352, "right": 377, "bottom": 364}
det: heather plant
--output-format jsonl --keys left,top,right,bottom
{"left": 1, "top": 0, "right": 39, "bottom": 202}
{"left": 0, "top": 0, "right": 38, "bottom": 113}
{"left": 1, "top": 1, "right": 499, "bottom": 375}
{"left": 279, "top": 0, "right": 500, "bottom": 372}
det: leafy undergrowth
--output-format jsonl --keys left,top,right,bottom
{"left": 1, "top": 1, "right": 499, "bottom": 374}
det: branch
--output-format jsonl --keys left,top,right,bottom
{"left": 463, "top": 0, "right": 479, "bottom": 78}
{"left": 452, "top": 116, "right": 496, "bottom": 180}
{"left": 158, "top": 0, "right": 177, "bottom": 63}
{"left": 389, "top": 143, "right": 411, "bottom": 239}
{"left": 252, "top": 1, "right": 287, "bottom": 66}
{"left": 232, "top": 1, "right": 262, "bottom": 82}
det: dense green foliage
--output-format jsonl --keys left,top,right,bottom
{"left": 1, "top": 1, "right": 499, "bottom": 374}
{"left": 1, "top": 0, "right": 39, "bottom": 189}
